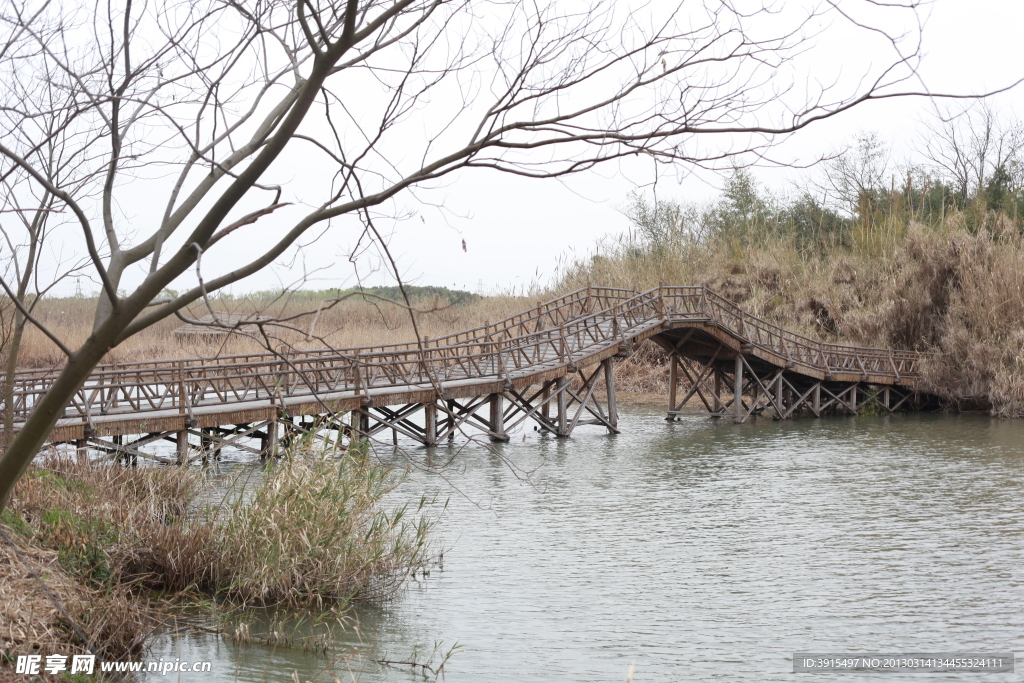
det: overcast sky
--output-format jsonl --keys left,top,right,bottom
{"left": 45, "top": 0, "right": 1024, "bottom": 299}
{"left": 339, "top": 0, "right": 1024, "bottom": 296}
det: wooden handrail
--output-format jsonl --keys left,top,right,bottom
{"left": 0, "top": 286, "right": 922, "bottom": 428}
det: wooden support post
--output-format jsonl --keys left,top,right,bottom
{"left": 813, "top": 383, "right": 821, "bottom": 415}
{"left": 774, "top": 374, "right": 783, "bottom": 418}
{"left": 489, "top": 393, "right": 508, "bottom": 442}
{"left": 667, "top": 354, "right": 678, "bottom": 421}
{"left": 603, "top": 357, "right": 618, "bottom": 430}
{"left": 883, "top": 386, "right": 890, "bottom": 410}
{"left": 733, "top": 354, "right": 744, "bottom": 423}
{"left": 268, "top": 416, "right": 279, "bottom": 457}
{"left": 541, "top": 383, "right": 550, "bottom": 422}
{"left": 556, "top": 375, "right": 569, "bottom": 437}
{"left": 112, "top": 434, "right": 124, "bottom": 465}
{"left": 714, "top": 367, "right": 722, "bottom": 413}
{"left": 424, "top": 402, "right": 438, "bottom": 446}
{"left": 176, "top": 430, "right": 189, "bottom": 464}
{"left": 850, "top": 385, "right": 858, "bottom": 414}
{"left": 348, "top": 409, "right": 359, "bottom": 439}
{"left": 447, "top": 399, "right": 456, "bottom": 441}
{"left": 200, "top": 428, "right": 213, "bottom": 462}
{"left": 751, "top": 377, "right": 759, "bottom": 416}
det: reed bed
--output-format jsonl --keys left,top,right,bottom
{"left": 0, "top": 449, "right": 436, "bottom": 666}
{"left": 214, "top": 451, "right": 435, "bottom": 608}
{"left": 15, "top": 290, "right": 531, "bottom": 370}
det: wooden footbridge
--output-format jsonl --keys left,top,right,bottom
{"left": 2, "top": 286, "right": 927, "bottom": 463}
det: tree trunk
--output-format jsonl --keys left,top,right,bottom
{"left": 0, "top": 332, "right": 115, "bottom": 511}
{"left": 1, "top": 310, "right": 27, "bottom": 451}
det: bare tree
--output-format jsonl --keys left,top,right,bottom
{"left": 920, "top": 102, "right": 1024, "bottom": 203}
{"left": 819, "top": 131, "right": 892, "bottom": 218}
{"left": 0, "top": 27, "right": 94, "bottom": 450}
{"left": 0, "top": 0, "right": 985, "bottom": 508}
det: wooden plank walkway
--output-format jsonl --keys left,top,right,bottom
{"left": 1, "top": 286, "right": 926, "bottom": 458}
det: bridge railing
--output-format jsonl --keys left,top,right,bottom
{"left": 658, "top": 286, "right": 920, "bottom": 378}
{"left": 1, "top": 286, "right": 921, "bottom": 428}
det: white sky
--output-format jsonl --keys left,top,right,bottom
{"left": 52, "top": 0, "right": 1024, "bottom": 298}
{"left": 358, "top": 0, "right": 1024, "bottom": 296}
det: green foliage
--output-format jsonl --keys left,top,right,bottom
{"left": 619, "top": 137, "right": 1024, "bottom": 262}
{"left": 856, "top": 390, "right": 888, "bottom": 418}
{"left": 0, "top": 508, "right": 29, "bottom": 535}
{"left": 624, "top": 168, "right": 854, "bottom": 256}
{"left": 38, "top": 507, "right": 118, "bottom": 584}
{"left": 242, "top": 284, "right": 481, "bottom": 306}
{"left": 345, "top": 285, "right": 480, "bottom": 306}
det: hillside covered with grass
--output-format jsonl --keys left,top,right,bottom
{"left": 557, "top": 125, "right": 1024, "bottom": 416}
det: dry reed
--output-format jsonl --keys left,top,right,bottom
{"left": 15, "top": 292, "right": 531, "bottom": 370}
{"left": 0, "top": 448, "right": 436, "bottom": 669}
{"left": 213, "top": 450, "right": 435, "bottom": 607}
{"left": 558, "top": 208, "right": 1024, "bottom": 416}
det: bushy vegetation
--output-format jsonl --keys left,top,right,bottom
{"left": 559, "top": 111, "right": 1024, "bottom": 416}
{"left": 0, "top": 451, "right": 435, "bottom": 662}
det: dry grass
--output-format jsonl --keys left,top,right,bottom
{"left": 0, "top": 450, "right": 436, "bottom": 668}
{"left": 559, "top": 209, "right": 1024, "bottom": 416}
{"left": 16, "top": 292, "right": 532, "bottom": 370}
{"left": 0, "top": 529, "right": 154, "bottom": 665}
{"left": 213, "top": 449, "right": 434, "bottom": 607}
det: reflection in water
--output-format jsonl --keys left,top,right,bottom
{"left": 150, "top": 410, "right": 1024, "bottom": 681}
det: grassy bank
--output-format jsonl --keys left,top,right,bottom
{"left": 557, "top": 167, "right": 1024, "bottom": 417}
{"left": 0, "top": 451, "right": 435, "bottom": 670}
{"left": 12, "top": 287, "right": 530, "bottom": 370}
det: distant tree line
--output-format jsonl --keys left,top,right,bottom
{"left": 624, "top": 105, "right": 1024, "bottom": 255}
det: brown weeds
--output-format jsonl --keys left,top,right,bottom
{"left": 0, "top": 451, "right": 435, "bottom": 666}
{"left": 559, "top": 209, "right": 1024, "bottom": 416}
{"left": 15, "top": 292, "right": 530, "bottom": 369}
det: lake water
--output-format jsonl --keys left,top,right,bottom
{"left": 150, "top": 407, "right": 1024, "bottom": 681}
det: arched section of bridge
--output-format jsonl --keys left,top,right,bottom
{"left": 0, "top": 287, "right": 930, "bottom": 464}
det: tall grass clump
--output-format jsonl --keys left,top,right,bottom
{"left": 1, "top": 451, "right": 436, "bottom": 665}
{"left": 213, "top": 453, "right": 435, "bottom": 608}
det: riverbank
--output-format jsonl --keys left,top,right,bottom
{"left": 556, "top": 188, "right": 1024, "bottom": 417}
{"left": 0, "top": 453, "right": 435, "bottom": 677}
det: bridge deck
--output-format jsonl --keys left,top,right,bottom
{"left": 2, "top": 286, "right": 922, "bottom": 444}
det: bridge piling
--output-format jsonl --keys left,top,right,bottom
{"left": 555, "top": 376, "right": 570, "bottom": 437}
{"left": 733, "top": 355, "right": 743, "bottom": 423}
{"left": 603, "top": 358, "right": 618, "bottom": 429}
{"left": 424, "top": 402, "right": 438, "bottom": 446}
{"left": 489, "top": 394, "right": 508, "bottom": 442}
{"left": 175, "top": 430, "right": 188, "bottom": 464}
{"left": 666, "top": 354, "right": 678, "bottom": 421}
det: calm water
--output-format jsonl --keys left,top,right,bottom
{"left": 151, "top": 408, "right": 1024, "bottom": 681}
